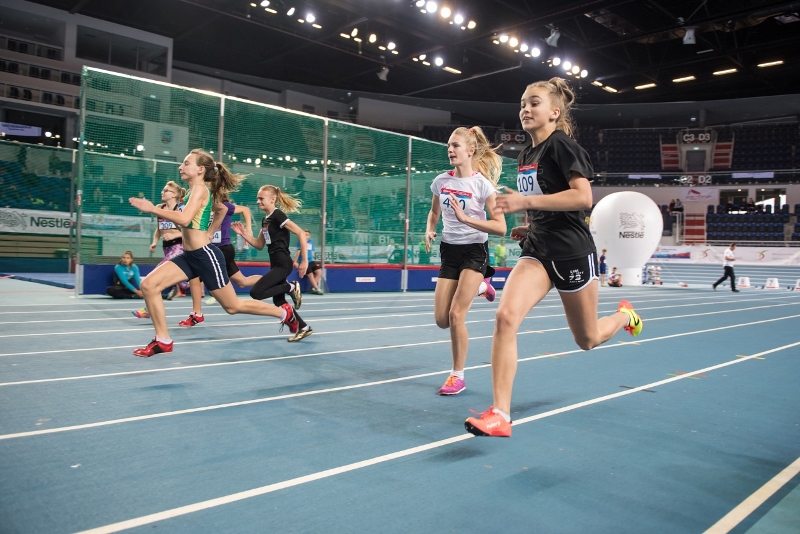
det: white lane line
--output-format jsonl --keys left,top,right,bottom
{"left": 0, "top": 297, "right": 800, "bottom": 340}
{"left": 74, "top": 341, "right": 800, "bottom": 534}
{"left": 2, "top": 316, "right": 798, "bottom": 439}
{"left": 1, "top": 301, "right": 797, "bottom": 356}
{"left": 704, "top": 455, "right": 800, "bottom": 534}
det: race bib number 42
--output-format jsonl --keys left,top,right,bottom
{"left": 517, "top": 164, "right": 542, "bottom": 196}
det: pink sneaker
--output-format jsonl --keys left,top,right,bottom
{"left": 438, "top": 375, "right": 466, "bottom": 395}
{"left": 481, "top": 278, "right": 496, "bottom": 302}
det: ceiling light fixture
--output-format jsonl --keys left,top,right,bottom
{"left": 531, "top": 47, "right": 540, "bottom": 57}
{"left": 580, "top": 70, "right": 588, "bottom": 78}
{"left": 306, "top": 13, "right": 315, "bottom": 23}
{"left": 440, "top": 7, "right": 451, "bottom": 18}
{"left": 603, "top": 86, "right": 618, "bottom": 93}
{"left": 591, "top": 80, "right": 603, "bottom": 86}
{"left": 454, "top": 14, "right": 464, "bottom": 24}
{"left": 443, "top": 66, "right": 461, "bottom": 74}
{"left": 757, "top": 60, "right": 783, "bottom": 67}
{"left": 467, "top": 20, "right": 476, "bottom": 29}
{"left": 509, "top": 37, "right": 518, "bottom": 47}
{"left": 551, "top": 56, "right": 561, "bottom": 66}
{"left": 434, "top": 57, "right": 444, "bottom": 66}
{"left": 351, "top": 28, "right": 358, "bottom": 37}
{"left": 672, "top": 75, "right": 695, "bottom": 82}
{"left": 563, "top": 61, "right": 571, "bottom": 70}
{"left": 682, "top": 27, "right": 696, "bottom": 45}
{"left": 419, "top": 54, "right": 426, "bottom": 60}
{"left": 340, "top": 33, "right": 350, "bottom": 39}
{"left": 369, "top": 33, "right": 377, "bottom": 43}
{"left": 416, "top": 0, "right": 425, "bottom": 6}
{"left": 571, "top": 65, "right": 580, "bottom": 74}
{"left": 286, "top": 7, "right": 295, "bottom": 16}
{"left": 635, "top": 83, "right": 656, "bottom": 89}
{"left": 520, "top": 43, "right": 528, "bottom": 52}
{"left": 499, "top": 34, "right": 509, "bottom": 43}
{"left": 426, "top": 1, "right": 437, "bottom": 12}
{"left": 264, "top": 7, "right": 276, "bottom": 13}
{"left": 545, "top": 28, "right": 560, "bottom": 47}
{"left": 713, "top": 68, "right": 737, "bottom": 75}
{"left": 387, "top": 42, "right": 396, "bottom": 50}
{"left": 260, "top": 0, "right": 269, "bottom": 6}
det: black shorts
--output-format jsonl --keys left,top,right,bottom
{"left": 216, "top": 243, "right": 240, "bottom": 276}
{"left": 307, "top": 260, "right": 320, "bottom": 274}
{"left": 520, "top": 250, "right": 598, "bottom": 292}
{"left": 438, "top": 241, "right": 494, "bottom": 280}
{"left": 171, "top": 245, "right": 230, "bottom": 291}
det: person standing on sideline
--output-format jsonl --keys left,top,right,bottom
{"left": 494, "top": 238, "right": 507, "bottom": 267}
{"left": 713, "top": 243, "right": 739, "bottom": 292}
{"left": 127, "top": 149, "right": 307, "bottom": 356}
{"left": 232, "top": 184, "right": 313, "bottom": 341}
{"left": 294, "top": 229, "right": 324, "bottom": 295}
{"left": 107, "top": 251, "right": 143, "bottom": 299}
{"left": 425, "top": 126, "right": 506, "bottom": 396}
{"left": 464, "top": 78, "right": 643, "bottom": 437}
{"left": 599, "top": 248, "right": 608, "bottom": 286}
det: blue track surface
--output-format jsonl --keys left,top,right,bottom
{"left": 0, "top": 269, "right": 799, "bottom": 533}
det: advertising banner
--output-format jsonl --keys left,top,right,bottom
{"left": 0, "top": 208, "right": 151, "bottom": 238}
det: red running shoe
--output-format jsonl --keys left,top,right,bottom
{"left": 279, "top": 302, "right": 299, "bottom": 334}
{"left": 178, "top": 313, "right": 204, "bottom": 327}
{"left": 464, "top": 406, "right": 512, "bottom": 437}
{"left": 133, "top": 338, "right": 173, "bottom": 357}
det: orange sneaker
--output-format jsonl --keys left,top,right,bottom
{"left": 465, "top": 406, "right": 512, "bottom": 437}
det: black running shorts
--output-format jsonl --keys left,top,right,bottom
{"left": 171, "top": 245, "right": 230, "bottom": 291}
{"left": 438, "top": 241, "right": 493, "bottom": 281}
{"left": 520, "top": 251, "right": 598, "bottom": 292}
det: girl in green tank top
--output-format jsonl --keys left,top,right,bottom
{"left": 181, "top": 185, "right": 213, "bottom": 231}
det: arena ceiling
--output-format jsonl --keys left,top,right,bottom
{"left": 28, "top": 0, "right": 800, "bottom": 105}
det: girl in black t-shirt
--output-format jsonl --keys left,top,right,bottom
{"left": 232, "top": 184, "right": 312, "bottom": 342}
{"left": 465, "top": 78, "right": 644, "bottom": 438}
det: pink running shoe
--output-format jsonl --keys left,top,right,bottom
{"left": 438, "top": 375, "right": 466, "bottom": 395}
{"left": 481, "top": 278, "right": 496, "bottom": 302}
{"left": 132, "top": 308, "right": 150, "bottom": 319}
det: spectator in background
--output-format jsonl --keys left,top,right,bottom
{"left": 744, "top": 198, "right": 756, "bottom": 213}
{"left": 668, "top": 199, "right": 675, "bottom": 213}
{"left": 294, "top": 229, "right": 324, "bottom": 295}
{"left": 107, "top": 251, "right": 143, "bottom": 299}
{"left": 726, "top": 197, "right": 735, "bottom": 213}
{"left": 608, "top": 267, "right": 623, "bottom": 287}
{"left": 494, "top": 238, "right": 507, "bottom": 267}
{"left": 93, "top": 186, "right": 104, "bottom": 204}
{"left": 673, "top": 198, "right": 683, "bottom": 212}
{"left": 599, "top": 248, "right": 608, "bottom": 286}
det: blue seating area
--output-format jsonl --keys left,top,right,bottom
{"left": 706, "top": 211, "right": 790, "bottom": 242}
{"left": 0, "top": 159, "right": 71, "bottom": 211}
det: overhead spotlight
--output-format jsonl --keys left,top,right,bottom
{"left": 426, "top": 1, "right": 437, "bottom": 12}
{"left": 306, "top": 13, "right": 315, "bottom": 23}
{"left": 545, "top": 28, "right": 561, "bottom": 47}
{"left": 434, "top": 57, "right": 444, "bottom": 66}
{"left": 286, "top": 6, "right": 295, "bottom": 16}
{"left": 531, "top": 47, "right": 541, "bottom": 57}
{"left": 520, "top": 43, "right": 528, "bottom": 52}
{"left": 377, "top": 66, "right": 389, "bottom": 81}
{"left": 499, "top": 34, "right": 509, "bottom": 43}
{"left": 467, "top": 20, "right": 476, "bottom": 29}
{"left": 552, "top": 56, "right": 561, "bottom": 66}
{"left": 351, "top": 28, "right": 358, "bottom": 37}
{"left": 571, "top": 65, "right": 580, "bottom": 74}
{"left": 419, "top": 54, "right": 426, "bottom": 60}
{"left": 45, "top": 131, "right": 52, "bottom": 138}
{"left": 440, "top": 7, "right": 450, "bottom": 18}
{"left": 580, "top": 69, "right": 588, "bottom": 78}
{"left": 369, "top": 33, "right": 377, "bottom": 43}
{"left": 454, "top": 14, "right": 464, "bottom": 24}
{"left": 387, "top": 42, "right": 396, "bottom": 50}
{"left": 260, "top": 0, "right": 269, "bottom": 6}
{"left": 591, "top": 80, "right": 603, "bottom": 87}
{"left": 683, "top": 27, "right": 696, "bottom": 45}
{"left": 416, "top": 0, "right": 425, "bottom": 6}
{"left": 509, "top": 37, "right": 518, "bottom": 47}
{"left": 563, "top": 61, "right": 571, "bottom": 70}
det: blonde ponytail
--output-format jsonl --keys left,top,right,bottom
{"left": 452, "top": 126, "right": 503, "bottom": 185}
{"left": 259, "top": 185, "right": 302, "bottom": 213}
{"left": 525, "top": 77, "right": 576, "bottom": 137}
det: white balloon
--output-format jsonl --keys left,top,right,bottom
{"left": 590, "top": 192, "right": 663, "bottom": 285}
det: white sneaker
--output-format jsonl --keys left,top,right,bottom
{"left": 204, "top": 297, "right": 216, "bottom": 305}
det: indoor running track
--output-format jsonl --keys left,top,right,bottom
{"left": 0, "top": 271, "right": 799, "bottom": 533}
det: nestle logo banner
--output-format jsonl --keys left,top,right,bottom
{"left": 680, "top": 187, "right": 718, "bottom": 202}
